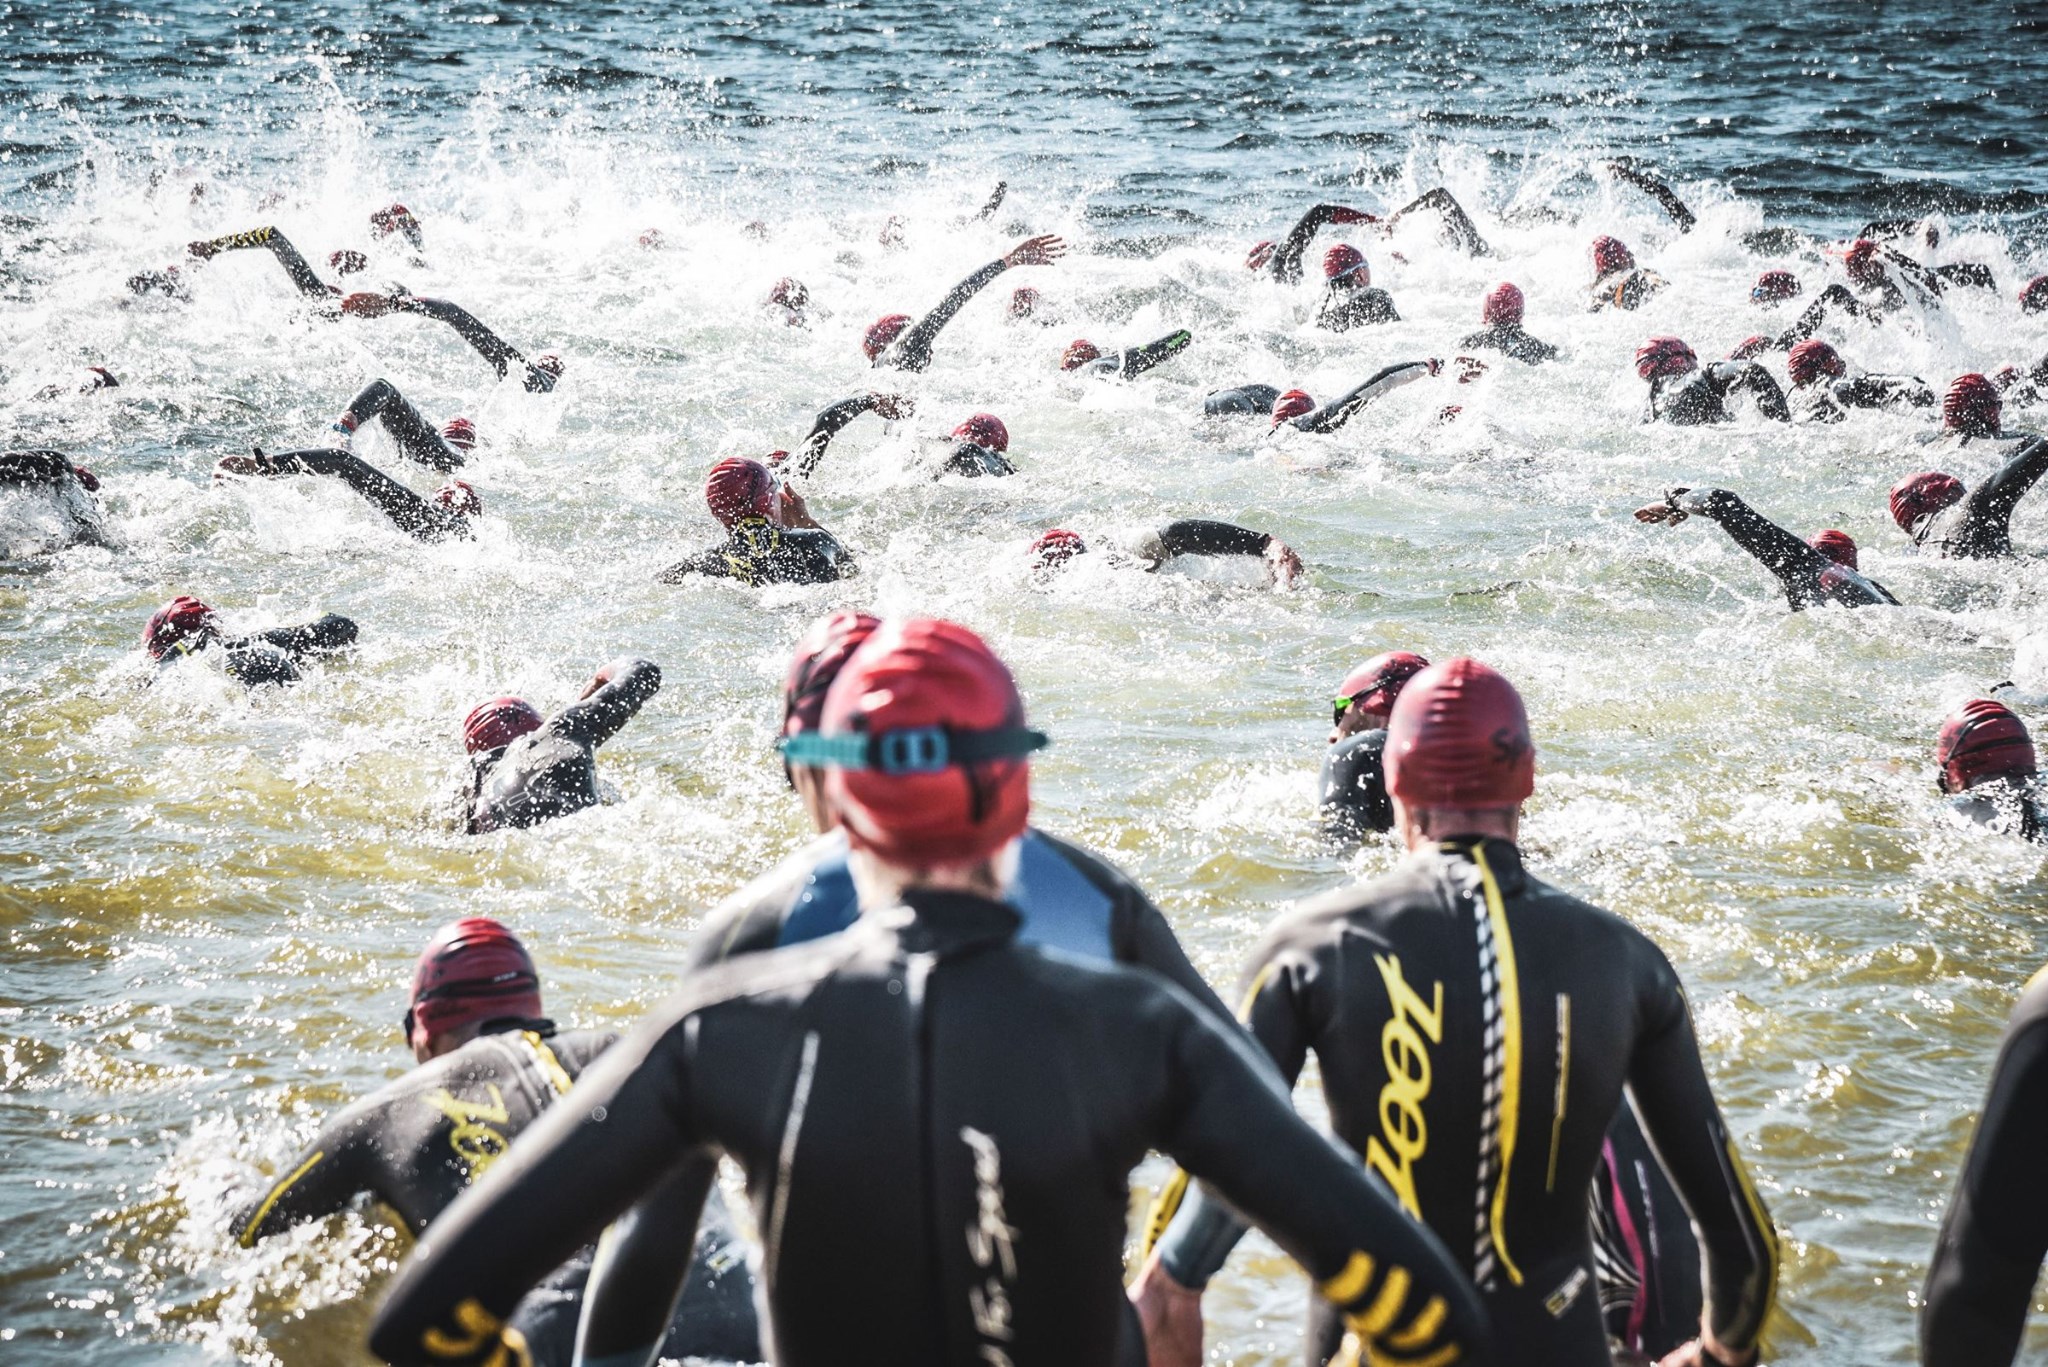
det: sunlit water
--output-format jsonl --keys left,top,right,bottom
{"left": 4, "top": 2, "right": 2048, "bottom": 1363}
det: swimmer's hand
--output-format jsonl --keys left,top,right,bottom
{"left": 1127, "top": 1252, "right": 1203, "bottom": 1367}
{"left": 869, "top": 393, "right": 915, "bottom": 420}
{"left": 185, "top": 239, "right": 220, "bottom": 260}
{"left": 1655, "top": 1335, "right": 1757, "bottom": 1367}
{"left": 579, "top": 664, "right": 615, "bottom": 701}
{"left": 776, "top": 484, "right": 821, "bottom": 529}
{"left": 1004, "top": 234, "right": 1068, "bottom": 269}
{"left": 1265, "top": 540, "right": 1304, "bottom": 588}
{"left": 1634, "top": 488, "right": 1693, "bottom": 525}
{"left": 339, "top": 291, "right": 399, "bottom": 318}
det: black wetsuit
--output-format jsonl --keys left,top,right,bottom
{"left": 1317, "top": 282, "right": 1400, "bottom": 331}
{"left": 1385, "top": 188, "right": 1492, "bottom": 257}
{"left": 187, "top": 225, "right": 339, "bottom": 299}
{"left": 0, "top": 449, "right": 113, "bottom": 552}
{"left": 1148, "top": 838, "right": 1779, "bottom": 1367}
{"left": 1668, "top": 488, "right": 1898, "bottom": 610}
{"left": 1285, "top": 362, "right": 1434, "bottom": 434}
{"left": 366, "top": 889, "right": 1491, "bottom": 1367}
{"left": 1266, "top": 205, "right": 1365, "bottom": 285}
{"left": 657, "top": 518, "right": 853, "bottom": 585}
{"left": 1458, "top": 325, "right": 1558, "bottom": 365}
{"left": 1589, "top": 269, "right": 1667, "bottom": 313}
{"left": 1204, "top": 384, "right": 1282, "bottom": 418}
{"left": 1940, "top": 778, "right": 2048, "bottom": 844}
{"left": 939, "top": 442, "right": 1015, "bottom": 478}
{"left": 1923, "top": 964, "right": 2048, "bottom": 1365}
{"left": 1645, "top": 363, "right": 1790, "bottom": 426}
{"left": 876, "top": 258, "right": 1012, "bottom": 372}
{"left": 247, "top": 448, "right": 469, "bottom": 542}
{"left": 1771, "top": 283, "right": 1871, "bottom": 348}
{"left": 392, "top": 297, "right": 557, "bottom": 393}
{"left": 1790, "top": 373, "right": 1935, "bottom": 424}
{"left": 1908, "top": 434, "right": 2048, "bottom": 559}
{"left": 1132, "top": 518, "right": 1273, "bottom": 570}
{"left": 466, "top": 657, "right": 661, "bottom": 834}
{"left": 789, "top": 394, "right": 895, "bottom": 480}
{"left": 1606, "top": 164, "right": 1696, "bottom": 234}
{"left": 336, "top": 378, "right": 464, "bottom": 471}
{"left": 1320, "top": 730, "right": 1392, "bottom": 839}
{"left": 158, "top": 614, "right": 359, "bottom": 688}
{"left": 231, "top": 1024, "right": 758, "bottom": 1366}
{"left": 1593, "top": 1105, "right": 1704, "bottom": 1361}
{"left": 1070, "top": 330, "right": 1192, "bottom": 380}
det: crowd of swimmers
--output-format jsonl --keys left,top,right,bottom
{"left": 7, "top": 160, "right": 2048, "bottom": 1367}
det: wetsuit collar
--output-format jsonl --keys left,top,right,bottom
{"left": 885, "top": 888, "right": 1023, "bottom": 956}
{"left": 1424, "top": 836, "right": 1530, "bottom": 896}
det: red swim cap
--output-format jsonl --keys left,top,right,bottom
{"left": 1944, "top": 373, "right": 2001, "bottom": 436}
{"left": 144, "top": 595, "right": 217, "bottom": 659}
{"left": 1271, "top": 389, "right": 1316, "bottom": 427}
{"left": 1843, "top": 238, "right": 1882, "bottom": 283}
{"left": 863, "top": 313, "right": 911, "bottom": 360}
{"left": 1323, "top": 244, "right": 1368, "bottom": 283}
{"left": 71, "top": 465, "right": 100, "bottom": 492}
{"left": 406, "top": 917, "right": 543, "bottom": 1052}
{"left": 434, "top": 480, "right": 482, "bottom": 517}
{"left": 705, "top": 456, "right": 777, "bottom": 526}
{"left": 328, "top": 249, "right": 368, "bottom": 275}
{"left": 1726, "top": 335, "right": 1771, "bottom": 362}
{"left": 2021, "top": 275, "right": 2048, "bottom": 314}
{"left": 1936, "top": 699, "right": 2039, "bottom": 794}
{"left": 1751, "top": 270, "right": 1800, "bottom": 304}
{"left": 1787, "top": 339, "right": 1846, "bottom": 387}
{"left": 823, "top": 619, "right": 1034, "bottom": 866}
{"left": 638, "top": 228, "right": 665, "bottom": 249}
{"left": 769, "top": 277, "right": 809, "bottom": 309}
{"left": 1008, "top": 287, "right": 1041, "bottom": 319}
{"left": 463, "top": 697, "right": 542, "bottom": 755}
{"left": 1591, "top": 235, "right": 1634, "bottom": 277}
{"left": 1634, "top": 336, "right": 1697, "bottom": 381}
{"left": 370, "top": 203, "right": 417, "bottom": 237}
{"left": 1889, "top": 471, "right": 1966, "bottom": 532}
{"left": 1031, "top": 527, "right": 1087, "bottom": 570}
{"left": 1384, "top": 657, "right": 1536, "bottom": 811}
{"left": 782, "top": 610, "right": 883, "bottom": 739}
{"left": 952, "top": 413, "right": 1009, "bottom": 453}
{"left": 1337, "top": 650, "right": 1431, "bottom": 720}
{"left": 440, "top": 417, "right": 477, "bottom": 451}
{"left": 1245, "top": 240, "right": 1276, "bottom": 272}
{"left": 1061, "top": 340, "right": 1102, "bottom": 371}
{"left": 532, "top": 353, "right": 565, "bottom": 379}
{"left": 1481, "top": 282, "right": 1524, "bottom": 327}
{"left": 1808, "top": 530, "right": 1858, "bottom": 568}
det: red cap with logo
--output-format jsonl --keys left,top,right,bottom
{"left": 1809, "top": 530, "right": 1857, "bottom": 568}
{"left": 1271, "top": 389, "right": 1316, "bottom": 427}
{"left": 405, "top": 917, "right": 544, "bottom": 1052}
{"left": 1384, "top": 657, "right": 1536, "bottom": 810}
{"left": 1935, "top": 699, "right": 2039, "bottom": 794}
{"left": 440, "top": 417, "right": 477, "bottom": 452}
{"left": 1481, "top": 282, "right": 1524, "bottom": 326}
{"left": 705, "top": 457, "right": 777, "bottom": 526}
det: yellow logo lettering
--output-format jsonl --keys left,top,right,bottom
{"left": 424, "top": 1085, "right": 513, "bottom": 1182}
{"left": 1362, "top": 955, "right": 1443, "bottom": 1219}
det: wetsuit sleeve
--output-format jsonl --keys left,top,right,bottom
{"left": 260, "top": 447, "right": 462, "bottom": 541}
{"left": 1703, "top": 362, "right": 1790, "bottom": 421}
{"left": 0, "top": 449, "right": 75, "bottom": 486}
{"left": 339, "top": 379, "right": 462, "bottom": 471}
{"left": 1114, "top": 907, "right": 1235, "bottom": 1033}
{"left": 793, "top": 395, "right": 880, "bottom": 478}
{"left": 1386, "top": 187, "right": 1492, "bottom": 255}
{"left": 551, "top": 658, "right": 662, "bottom": 750}
{"left": 1674, "top": 488, "right": 1830, "bottom": 604}
{"left": 1298, "top": 361, "right": 1434, "bottom": 433}
{"left": 1623, "top": 951, "right": 1779, "bottom": 1356}
{"left": 396, "top": 297, "right": 542, "bottom": 387}
{"left": 573, "top": 1154, "right": 721, "bottom": 1367}
{"left": 1837, "top": 374, "right": 1935, "bottom": 409}
{"left": 229, "top": 1103, "right": 378, "bottom": 1245}
{"left": 1961, "top": 436, "right": 2048, "bottom": 548}
{"left": 1922, "top": 971, "right": 2048, "bottom": 1367}
{"left": 1271, "top": 205, "right": 1355, "bottom": 285}
{"left": 888, "top": 259, "right": 1007, "bottom": 371}
{"left": 255, "top": 614, "right": 359, "bottom": 658}
{"left": 1117, "top": 330, "right": 1192, "bottom": 379}
{"left": 656, "top": 548, "right": 732, "bottom": 583}
{"left": 1137, "top": 519, "right": 1270, "bottom": 568}
{"left": 1607, "top": 163, "right": 1696, "bottom": 232}
{"left": 193, "top": 226, "right": 333, "bottom": 298}
{"left": 1772, "top": 284, "right": 1867, "bottom": 348}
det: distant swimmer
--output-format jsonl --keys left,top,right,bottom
{"left": 1633, "top": 487, "right": 1899, "bottom": 609}
{"left": 1587, "top": 235, "right": 1668, "bottom": 312}
{"left": 2021, "top": 275, "right": 2048, "bottom": 315}
{"left": 765, "top": 276, "right": 810, "bottom": 327}
{"left": 1749, "top": 270, "right": 1801, "bottom": 306}
{"left": 369, "top": 201, "right": 425, "bottom": 251}
{"left": 228, "top": 917, "right": 760, "bottom": 1367}
{"left": 1889, "top": 376, "right": 2048, "bottom": 558}
{"left": 460, "top": 656, "right": 661, "bottom": 834}
{"left": 1930, "top": 699, "right": 2048, "bottom": 842}
{"left": 1784, "top": 339, "right": 1935, "bottom": 422}
{"left": 1006, "top": 285, "right": 1049, "bottom": 323}
{"left": 340, "top": 292, "right": 563, "bottom": 393}
{"left": 1268, "top": 359, "right": 1441, "bottom": 433}
{"left": 32, "top": 365, "right": 120, "bottom": 401}
{"left": 1601, "top": 160, "right": 1697, "bottom": 233}
{"left": 1460, "top": 282, "right": 1558, "bottom": 364}
{"left": 658, "top": 457, "right": 853, "bottom": 584}
{"left": 1319, "top": 650, "right": 1430, "bottom": 840}
{"left": 0, "top": 449, "right": 114, "bottom": 553}
{"left": 143, "top": 595, "right": 357, "bottom": 687}
{"left": 1244, "top": 203, "right": 1376, "bottom": 283}
{"left": 1315, "top": 244, "right": 1399, "bottom": 330}
{"left": 863, "top": 233, "right": 1067, "bottom": 371}
{"left": 1841, "top": 237, "right": 1942, "bottom": 314}
{"left": 1060, "top": 329, "right": 1192, "bottom": 379}
{"left": 370, "top": 618, "right": 1488, "bottom": 1367}
{"left": 770, "top": 391, "right": 914, "bottom": 480}
{"left": 1635, "top": 336, "right": 1790, "bottom": 425}
{"left": 1028, "top": 518, "right": 1303, "bottom": 585}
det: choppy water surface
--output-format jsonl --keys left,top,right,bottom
{"left": 4, "top": 1, "right": 2048, "bottom": 1362}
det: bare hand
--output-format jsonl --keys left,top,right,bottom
{"left": 1424, "top": 357, "right": 1444, "bottom": 376}
{"left": 186, "top": 239, "right": 219, "bottom": 260}
{"left": 1127, "top": 1253, "right": 1204, "bottom": 1367}
{"left": 776, "top": 483, "right": 820, "bottom": 529}
{"left": 1655, "top": 1336, "right": 1756, "bottom": 1367}
{"left": 1633, "top": 501, "right": 1685, "bottom": 525}
{"left": 869, "top": 393, "right": 915, "bottom": 420}
{"left": 340, "top": 291, "right": 396, "bottom": 318}
{"left": 579, "top": 667, "right": 614, "bottom": 701}
{"left": 1004, "top": 234, "right": 1068, "bottom": 269}
{"left": 214, "top": 454, "right": 262, "bottom": 479}
{"left": 1266, "top": 540, "right": 1304, "bottom": 587}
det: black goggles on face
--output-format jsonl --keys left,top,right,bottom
{"left": 779, "top": 724, "right": 1048, "bottom": 775}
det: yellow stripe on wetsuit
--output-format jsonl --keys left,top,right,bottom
{"left": 236, "top": 1149, "right": 325, "bottom": 1247}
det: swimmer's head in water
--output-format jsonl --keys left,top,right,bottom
{"left": 1481, "top": 282, "right": 1524, "bottom": 327}
{"left": 1384, "top": 657, "right": 1535, "bottom": 812}
{"left": 1809, "top": 530, "right": 1858, "bottom": 569}
{"left": 637, "top": 228, "right": 665, "bottom": 249}
{"left": 796, "top": 618, "right": 1044, "bottom": 866}
{"left": 1889, "top": 470, "right": 1966, "bottom": 532}
{"left": 1008, "top": 287, "right": 1041, "bottom": 319}
{"left": 782, "top": 610, "right": 884, "bottom": 742}
{"left": 1726, "top": 335, "right": 1771, "bottom": 362}
{"left": 532, "top": 353, "right": 565, "bottom": 381}
{"left": 1843, "top": 238, "right": 1884, "bottom": 284}
{"left": 1787, "top": 339, "right": 1846, "bottom": 388}
{"left": 1633, "top": 336, "right": 1697, "bottom": 381}
{"left": 1335, "top": 651, "right": 1431, "bottom": 731}
{"left": 144, "top": 595, "right": 217, "bottom": 659}
{"left": 434, "top": 479, "right": 482, "bottom": 518}
{"left": 85, "top": 366, "right": 118, "bottom": 391}
{"left": 440, "top": 417, "right": 477, "bottom": 452}
{"left": 742, "top": 219, "right": 771, "bottom": 241}
{"left": 462, "top": 697, "right": 542, "bottom": 755}
{"left": 1031, "top": 528, "right": 1087, "bottom": 570}
{"left": 1271, "top": 389, "right": 1315, "bottom": 427}
{"left": 369, "top": 204, "right": 422, "bottom": 247}
{"left": 1935, "top": 699, "right": 2039, "bottom": 795}
{"left": 878, "top": 215, "right": 906, "bottom": 249}
{"left": 863, "top": 313, "right": 912, "bottom": 360}
{"left": 952, "top": 413, "right": 1009, "bottom": 453}
{"left": 769, "top": 277, "right": 808, "bottom": 310}
{"left": 1590, "top": 235, "right": 1634, "bottom": 279}
{"left": 1751, "top": 270, "right": 1801, "bottom": 304}
{"left": 705, "top": 456, "right": 777, "bottom": 527}
{"left": 1061, "top": 340, "right": 1102, "bottom": 371}
{"left": 71, "top": 465, "right": 99, "bottom": 492}
{"left": 2022, "top": 275, "right": 2048, "bottom": 314}
{"left": 1322, "top": 244, "right": 1368, "bottom": 286}
{"left": 328, "top": 249, "right": 368, "bottom": 276}
{"left": 404, "top": 917, "right": 543, "bottom": 1054}
{"left": 1944, "top": 372, "right": 2001, "bottom": 437}
{"left": 1245, "top": 240, "right": 1276, "bottom": 272}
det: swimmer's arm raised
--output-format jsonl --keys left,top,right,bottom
{"left": 189, "top": 226, "right": 336, "bottom": 298}
{"left": 554, "top": 657, "right": 662, "bottom": 750}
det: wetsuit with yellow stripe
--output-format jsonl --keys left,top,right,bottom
{"left": 1146, "top": 837, "right": 1778, "bottom": 1367}
{"left": 231, "top": 1023, "right": 758, "bottom": 1366}
{"left": 367, "top": 890, "right": 1491, "bottom": 1367}
{"left": 656, "top": 517, "right": 851, "bottom": 586}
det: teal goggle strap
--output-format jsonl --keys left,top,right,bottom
{"left": 780, "top": 725, "right": 1048, "bottom": 775}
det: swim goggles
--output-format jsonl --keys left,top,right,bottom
{"left": 780, "top": 725, "right": 1048, "bottom": 775}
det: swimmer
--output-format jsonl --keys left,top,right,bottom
{"left": 1767, "top": 282, "right": 1874, "bottom": 350}
{"left": 1137, "top": 658, "right": 1779, "bottom": 1367}
{"left": 1270, "top": 359, "right": 1441, "bottom": 433}
{"left": 0, "top": 449, "right": 114, "bottom": 552}
{"left": 1929, "top": 699, "right": 2048, "bottom": 842}
{"left": 1588, "top": 235, "right": 1668, "bottom": 312}
{"left": 1006, "top": 285, "right": 1049, "bottom": 323}
{"left": 1633, "top": 488, "right": 1899, "bottom": 609}
{"left": 773, "top": 391, "right": 914, "bottom": 480}
{"left": 460, "top": 656, "right": 662, "bottom": 834}
{"left": 229, "top": 917, "right": 759, "bottom": 1367}
{"left": 2021, "top": 275, "right": 2048, "bottom": 315}
{"left": 369, "top": 618, "right": 1489, "bottom": 1367}
{"left": 1202, "top": 383, "right": 1283, "bottom": 418}
{"left": 1060, "top": 329, "right": 1192, "bottom": 379}
{"left": 1749, "top": 270, "right": 1800, "bottom": 307}
{"left": 657, "top": 457, "right": 853, "bottom": 584}
{"left": 1460, "top": 283, "right": 1559, "bottom": 364}
{"left": 137, "top": 224, "right": 346, "bottom": 301}
{"left": 1315, "top": 244, "right": 1399, "bottom": 330}
{"left": 1381, "top": 186, "right": 1493, "bottom": 257}
{"left": 765, "top": 276, "right": 810, "bottom": 327}
{"left": 369, "top": 201, "right": 425, "bottom": 251}
{"left": 863, "top": 233, "right": 1067, "bottom": 371}
{"left": 340, "top": 292, "right": 563, "bottom": 393}
{"left": 934, "top": 412, "right": 1015, "bottom": 478}
{"left": 1841, "top": 237, "right": 1939, "bottom": 314}
{"left": 1028, "top": 519, "right": 1303, "bottom": 585}
{"left": 143, "top": 595, "right": 357, "bottom": 687}
{"left": 1783, "top": 339, "right": 1935, "bottom": 423}
{"left": 1602, "top": 160, "right": 1697, "bottom": 233}
{"left": 1245, "top": 203, "right": 1376, "bottom": 283}
{"left": 32, "top": 366, "right": 120, "bottom": 401}
{"left": 1889, "top": 376, "right": 2048, "bottom": 558}
{"left": 1319, "top": 650, "right": 1430, "bottom": 840}
{"left": 214, "top": 446, "right": 478, "bottom": 543}
{"left": 1635, "top": 337, "right": 1790, "bottom": 425}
